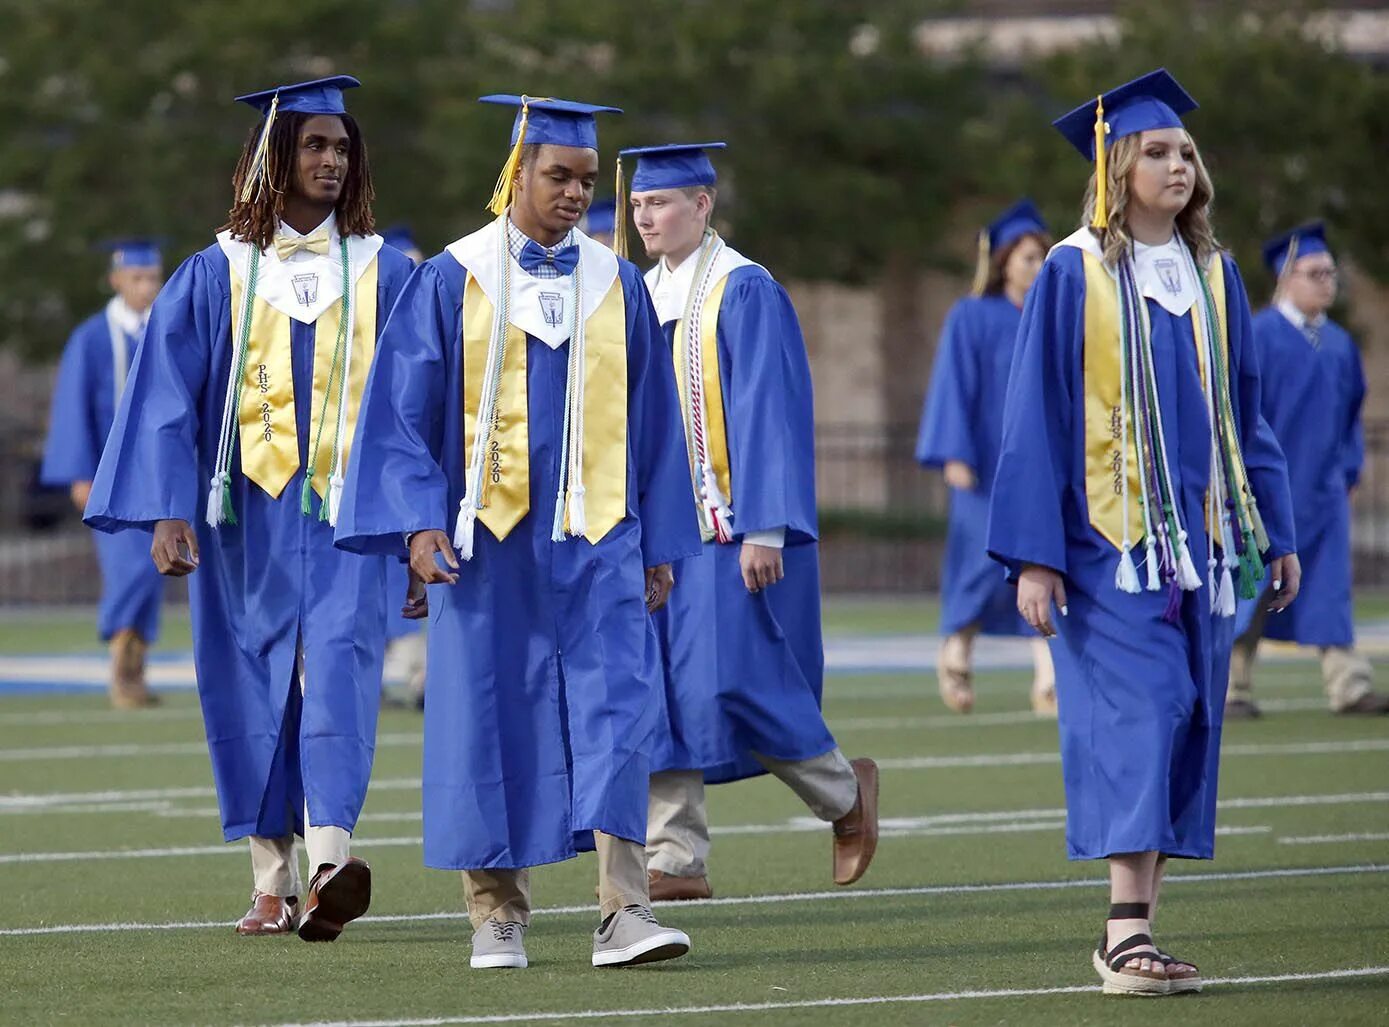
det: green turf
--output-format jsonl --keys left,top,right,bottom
{"left": 0, "top": 610, "right": 1387, "bottom": 1024}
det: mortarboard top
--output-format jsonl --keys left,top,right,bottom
{"left": 1053, "top": 68, "right": 1198, "bottom": 160}
{"left": 234, "top": 75, "right": 361, "bottom": 118}
{"left": 987, "top": 198, "right": 1049, "bottom": 253}
{"left": 382, "top": 224, "right": 420, "bottom": 252}
{"left": 99, "top": 238, "right": 163, "bottom": 270}
{"left": 584, "top": 199, "right": 616, "bottom": 237}
{"left": 621, "top": 142, "right": 727, "bottom": 193}
{"left": 1262, "top": 221, "right": 1330, "bottom": 276}
{"left": 478, "top": 94, "right": 622, "bottom": 151}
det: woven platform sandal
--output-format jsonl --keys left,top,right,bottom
{"left": 1091, "top": 902, "right": 1169, "bottom": 996}
{"left": 1156, "top": 949, "right": 1202, "bottom": 994}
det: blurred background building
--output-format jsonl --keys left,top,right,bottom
{"left": 2, "top": 0, "right": 1387, "bottom": 598}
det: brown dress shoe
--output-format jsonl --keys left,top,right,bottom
{"left": 1336, "top": 692, "right": 1389, "bottom": 715}
{"left": 235, "top": 892, "right": 298, "bottom": 935}
{"left": 832, "top": 758, "right": 879, "bottom": 886}
{"left": 298, "top": 857, "right": 372, "bottom": 942}
{"left": 648, "top": 870, "right": 713, "bottom": 902}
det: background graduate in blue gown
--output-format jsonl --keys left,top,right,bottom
{"left": 624, "top": 143, "right": 879, "bottom": 902}
{"left": 85, "top": 76, "right": 412, "bottom": 942}
{"left": 1228, "top": 223, "right": 1388, "bottom": 718}
{"left": 335, "top": 95, "right": 700, "bottom": 971}
{"left": 917, "top": 200, "right": 1057, "bottom": 717}
{"left": 41, "top": 238, "right": 166, "bottom": 709}
{"left": 987, "top": 70, "right": 1296, "bottom": 995}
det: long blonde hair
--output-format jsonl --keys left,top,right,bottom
{"left": 1080, "top": 131, "right": 1220, "bottom": 268}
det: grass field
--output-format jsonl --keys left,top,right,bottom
{"left": 1, "top": 600, "right": 1387, "bottom": 1025}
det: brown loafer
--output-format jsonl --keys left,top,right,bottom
{"left": 1336, "top": 692, "right": 1389, "bottom": 715}
{"left": 832, "top": 758, "right": 879, "bottom": 886}
{"left": 298, "top": 857, "right": 372, "bottom": 942}
{"left": 235, "top": 891, "right": 298, "bottom": 936}
{"left": 648, "top": 870, "right": 713, "bottom": 902}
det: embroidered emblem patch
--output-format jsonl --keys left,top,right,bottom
{"left": 1155, "top": 258, "right": 1182, "bottom": 295}
{"left": 539, "top": 291, "right": 564, "bottom": 328}
{"left": 291, "top": 273, "right": 319, "bottom": 306}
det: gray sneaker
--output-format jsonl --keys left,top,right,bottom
{"left": 470, "top": 918, "right": 527, "bottom": 969}
{"left": 591, "top": 904, "right": 690, "bottom": 968}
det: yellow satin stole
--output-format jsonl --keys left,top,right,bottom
{"left": 673, "top": 274, "right": 734, "bottom": 510}
{"left": 229, "top": 256, "right": 379, "bottom": 500}
{"left": 1083, "top": 251, "right": 1228, "bottom": 549}
{"left": 460, "top": 274, "right": 628, "bottom": 543}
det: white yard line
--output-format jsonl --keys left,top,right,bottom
{"left": 1279, "top": 832, "right": 1389, "bottom": 845}
{"left": 878, "top": 738, "right": 1389, "bottom": 770}
{"left": 0, "top": 732, "right": 421, "bottom": 762}
{"left": 830, "top": 697, "right": 1328, "bottom": 730}
{"left": 1, "top": 863, "right": 1383, "bottom": 938}
{"left": 256, "top": 966, "right": 1389, "bottom": 1026}
{"left": 0, "top": 707, "right": 204, "bottom": 727}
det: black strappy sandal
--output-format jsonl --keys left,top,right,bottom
{"left": 1091, "top": 902, "right": 1170, "bottom": 996}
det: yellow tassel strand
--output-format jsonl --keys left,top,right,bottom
{"left": 969, "top": 229, "right": 990, "bottom": 297}
{"left": 613, "top": 154, "right": 629, "bottom": 260}
{"left": 1274, "top": 236, "right": 1300, "bottom": 299}
{"left": 1091, "top": 95, "right": 1108, "bottom": 230}
{"left": 239, "top": 92, "right": 280, "bottom": 204}
{"left": 487, "top": 96, "right": 540, "bottom": 216}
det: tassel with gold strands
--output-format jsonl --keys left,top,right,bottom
{"left": 1090, "top": 95, "right": 1109, "bottom": 230}
{"left": 1274, "top": 235, "right": 1301, "bottom": 301}
{"left": 969, "top": 228, "right": 990, "bottom": 297}
{"left": 239, "top": 92, "right": 281, "bottom": 205}
{"left": 487, "top": 95, "right": 548, "bottom": 216}
{"left": 612, "top": 154, "right": 629, "bottom": 259}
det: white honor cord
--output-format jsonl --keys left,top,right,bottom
{"left": 550, "top": 259, "right": 585, "bottom": 542}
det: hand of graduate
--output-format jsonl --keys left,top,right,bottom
{"left": 409, "top": 530, "right": 460, "bottom": 586}
{"left": 645, "top": 563, "right": 674, "bottom": 613}
{"left": 943, "top": 461, "right": 978, "bottom": 492}
{"left": 151, "top": 519, "right": 199, "bottom": 577}
{"left": 401, "top": 567, "right": 429, "bottom": 619}
{"left": 1267, "top": 553, "right": 1302, "bottom": 613}
{"left": 1017, "top": 564, "right": 1067, "bottom": 639}
{"left": 69, "top": 480, "right": 92, "bottom": 513}
{"left": 740, "top": 543, "right": 785, "bottom": 593}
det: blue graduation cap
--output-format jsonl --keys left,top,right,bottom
{"left": 1053, "top": 68, "right": 1198, "bottom": 229}
{"left": 234, "top": 75, "right": 361, "bottom": 117}
{"left": 621, "top": 142, "right": 726, "bottom": 192}
{"left": 1262, "top": 221, "right": 1330, "bottom": 276}
{"left": 100, "top": 238, "right": 163, "bottom": 270}
{"left": 382, "top": 224, "right": 420, "bottom": 252}
{"left": 584, "top": 199, "right": 616, "bottom": 238}
{"left": 478, "top": 94, "right": 623, "bottom": 216}
{"left": 971, "top": 200, "right": 1049, "bottom": 296}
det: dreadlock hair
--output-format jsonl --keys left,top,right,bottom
{"left": 223, "top": 110, "right": 376, "bottom": 250}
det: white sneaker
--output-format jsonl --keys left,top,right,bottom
{"left": 591, "top": 905, "right": 690, "bottom": 968}
{"left": 470, "top": 919, "right": 527, "bottom": 969}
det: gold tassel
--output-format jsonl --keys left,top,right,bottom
{"left": 613, "top": 154, "right": 628, "bottom": 260}
{"left": 239, "top": 92, "right": 280, "bottom": 204}
{"left": 486, "top": 96, "right": 538, "bottom": 216}
{"left": 1274, "top": 236, "right": 1301, "bottom": 299}
{"left": 969, "top": 229, "right": 990, "bottom": 297}
{"left": 1091, "top": 95, "right": 1108, "bottom": 230}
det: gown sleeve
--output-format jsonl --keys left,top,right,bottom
{"left": 84, "top": 254, "right": 218, "bottom": 532}
{"left": 720, "top": 270, "right": 817, "bottom": 542}
{"left": 40, "top": 322, "right": 103, "bottom": 487}
{"left": 622, "top": 263, "right": 703, "bottom": 568}
{"left": 1224, "top": 257, "right": 1295, "bottom": 559}
{"left": 986, "top": 256, "right": 1078, "bottom": 577}
{"left": 335, "top": 260, "right": 454, "bottom": 558}
{"left": 1342, "top": 332, "right": 1367, "bottom": 490}
{"left": 916, "top": 300, "right": 980, "bottom": 472}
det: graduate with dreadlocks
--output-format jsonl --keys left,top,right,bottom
{"left": 987, "top": 69, "right": 1296, "bottom": 994}
{"left": 86, "top": 76, "right": 413, "bottom": 941}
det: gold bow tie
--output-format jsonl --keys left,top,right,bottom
{"left": 273, "top": 228, "right": 331, "bottom": 261}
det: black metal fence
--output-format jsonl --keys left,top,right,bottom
{"left": 4, "top": 421, "right": 1389, "bottom": 601}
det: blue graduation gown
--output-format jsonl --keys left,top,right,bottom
{"left": 650, "top": 265, "right": 833, "bottom": 785}
{"left": 334, "top": 254, "right": 701, "bottom": 871}
{"left": 85, "top": 241, "right": 414, "bottom": 842}
{"left": 916, "top": 295, "right": 1030, "bottom": 637}
{"left": 385, "top": 559, "right": 422, "bottom": 641}
{"left": 987, "top": 246, "right": 1293, "bottom": 861}
{"left": 1233, "top": 310, "right": 1363, "bottom": 647}
{"left": 40, "top": 308, "right": 165, "bottom": 642}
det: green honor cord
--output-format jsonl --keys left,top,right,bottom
{"left": 301, "top": 238, "right": 352, "bottom": 519}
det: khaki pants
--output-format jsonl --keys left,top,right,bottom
{"left": 246, "top": 644, "right": 353, "bottom": 895}
{"left": 1230, "top": 587, "right": 1374, "bottom": 712}
{"left": 940, "top": 625, "right": 1055, "bottom": 695}
{"left": 462, "top": 831, "right": 646, "bottom": 929}
{"left": 646, "top": 748, "right": 859, "bottom": 878}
